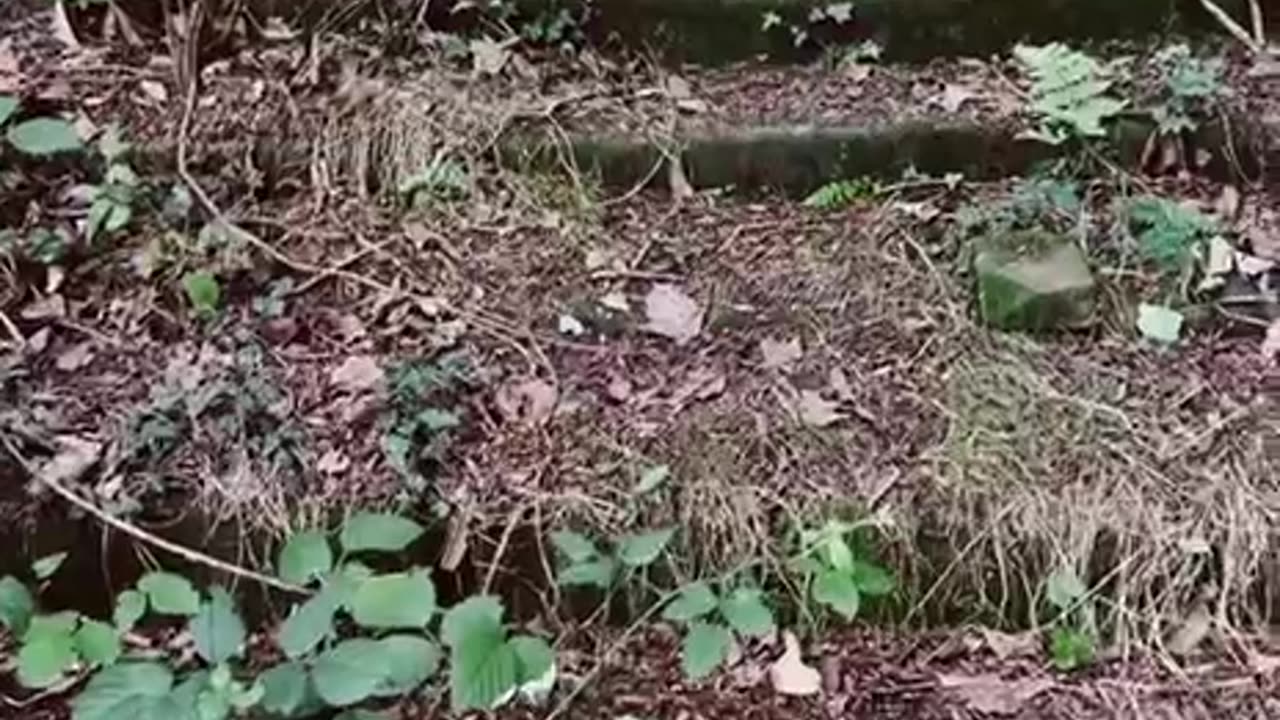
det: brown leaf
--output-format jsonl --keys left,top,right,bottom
{"left": 54, "top": 342, "right": 94, "bottom": 372}
{"left": 769, "top": 631, "right": 821, "bottom": 696}
{"left": 495, "top": 378, "right": 558, "bottom": 426}
{"left": 330, "top": 355, "right": 384, "bottom": 394}
{"left": 643, "top": 284, "right": 703, "bottom": 345}
{"left": 40, "top": 435, "right": 102, "bottom": 487}
{"left": 1261, "top": 319, "right": 1280, "bottom": 361}
{"left": 759, "top": 338, "right": 802, "bottom": 371}
{"left": 978, "top": 627, "right": 1039, "bottom": 660}
{"left": 21, "top": 294, "right": 66, "bottom": 321}
{"left": 797, "top": 390, "right": 843, "bottom": 428}
{"left": 939, "top": 674, "right": 1053, "bottom": 716}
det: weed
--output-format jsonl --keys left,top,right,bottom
{"left": 1043, "top": 568, "right": 1097, "bottom": 671}
{"left": 662, "top": 579, "right": 775, "bottom": 680}
{"left": 1149, "top": 44, "right": 1228, "bottom": 137}
{"left": 551, "top": 526, "right": 676, "bottom": 592}
{"left": 788, "top": 519, "right": 895, "bottom": 623}
{"left": 1013, "top": 43, "right": 1127, "bottom": 145}
{"left": 802, "top": 177, "right": 878, "bottom": 210}
{"left": 382, "top": 353, "right": 470, "bottom": 492}
{"left": 1126, "top": 195, "right": 1215, "bottom": 272}
{"left": 761, "top": 2, "right": 856, "bottom": 49}
{"left": 953, "top": 177, "right": 1082, "bottom": 241}
{"left": 85, "top": 125, "right": 140, "bottom": 243}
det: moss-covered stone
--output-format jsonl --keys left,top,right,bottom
{"left": 974, "top": 231, "right": 1096, "bottom": 331}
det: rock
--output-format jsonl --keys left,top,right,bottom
{"left": 974, "top": 231, "right": 1096, "bottom": 331}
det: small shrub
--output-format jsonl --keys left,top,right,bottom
{"left": 1013, "top": 43, "right": 1127, "bottom": 145}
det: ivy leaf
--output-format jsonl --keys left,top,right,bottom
{"left": 258, "top": 662, "right": 308, "bottom": 716}
{"left": 0, "top": 95, "right": 18, "bottom": 126}
{"left": 374, "top": 635, "right": 441, "bottom": 696}
{"left": 18, "top": 626, "right": 77, "bottom": 688}
{"left": 350, "top": 571, "right": 436, "bottom": 629}
{"left": 442, "top": 596, "right": 518, "bottom": 712}
{"left": 719, "top": 588, "right": 775, "bottom": 638}
{"left": 137, "top": 572, "right": 201, "bottom": 616}
{"left": 7, "top": 117, "right": 83, "bottom": 155}
{"left": 190, "top": 587, "right": 246, "bottom": 665}
{"left": 277, "top": 588, "right": 340, "bottom": 659}
{"left": 616, "top": 527, "right": 675, "bottom": 567}
{"left": 32, "top": 552, "right": 68, "bottom": 580}
{"left": 310, "top": 639, "right": 391, "bottom": 707}
{"left": 276, "top": 531, "right": 333, "bottom": 586}
{"left": 182, "top": 271, "right": 221, "bottom": 316}
{"left": 113, "top": 590, "right": 147, "bottom": 633}
{"left": 549, "top": 530, "right": 599, "bottom": 563}
{"left": 681, "top": 621, "right": 732, "bottom": 680}
{"left": 849, "top": 560, "right": 895, "bottom": 597}
{"left": 662, "top": 582, "right": 718, "bottom": 622}
{"left": 813, "top": 570, "right": 861, "bottom": 621}
{"left": 74, "top": 619, "right": 122, "bottom": 667}
{"left": 0, "top": 575, "right": 34, "bottom": 636}
{"left": 339, "top": 512, "right": 424, "bottom": 554}
{"left": 70, "top": 663, "right": 174, "bottom": 720}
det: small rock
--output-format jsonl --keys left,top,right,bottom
{"left": 974, "top": 231, "right": 1096, "bottom": 331}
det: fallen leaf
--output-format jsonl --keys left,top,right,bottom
{"left": 21, "top": 294, "right": 66, "bottom": 321}
{"left": 26, "top": 328, "right": 51, "bottom": 353}
{"left": 828, "top": 368, "right": 854, "bottom": 401}
{"left": 939, "top": 674, "right": 1053, "bottom": 716}
{"left": 558, "top": 314, "right": 586, "bottom": 336}
{"left": 1215, "top": 185, "right": 1241, "bottom": 224}
{"left": 1238, "top": 253, "right": 1275, "bottom": 276}
{"left": 54, "top": 342, "right": 94, "bottom": 371}
{"left": 598, "top": 292, "right": 629, "bottom": 313}
{"left": 769, "top": 631, "right": 821, "bottom": 696}
{"left": 978, "top": 627, "right": 1039, "bottom": 660}
{"left": 40, "top": 435, "right": 103, "bottom": 487}
{"left": 1262, "top": 319, "right": 1280, "bottom": 361}
{"left": 1167, "top": 602, "right": 1212, "bottom": 655}
{"left": 936, "top": 83, "right": 978, "bottom": 113}
{"left": 330, "top": 355, "right": 384, "bottom": 394}
{"left": 50, "top": 0, "right": 82, "bottom": 51}
{"left": 643, "top": 284, "right": 703, "bottom": 345}
{"left": 667, "top": 158, "right": 694, "bottom": 200}
{"left": 760, "top": 338, "right": 802, "bottom": 371}
{"left": 1136, "top": 303, "right": 1183, "bottom": 345}
{"left": 495, "top": 379, "right": 558, "bottom": 426}
{"left": 675, "top": 366, "right": 726, "bottom": 404}
{"left": 261, "top": 16, "right": 297, "bottom": 41}
{"left": 665, "top": 74, "right": 692, "bottom": 99}
{"left": 1204, "top": 235, "right": 1235, "bottom": 277}
{"left": 138, "top": 79, "right": 168, "bottom": 104}
{"left": 316, "top": 449, "right": 350, "bottom": 475}
{"left": 470, "top": 37, "right": 511, "bottom": 76}
{"left": 797, "top": 390, "right": 843, "bottom": 428}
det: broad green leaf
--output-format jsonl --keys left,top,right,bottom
{"left": 350, "top": 571, "right": 436, "bottom": 629}
{"left": 182, "top": 271, "right": 221, "bottom": 315}
{"left": 616, "top": 527, "right": 675, "bottom": 567}
{"left": 634, "top": 464, "right": 670, "bottom": 495}
{"left": 849, "top": 560, "right": 895, "bottom": 597}
{"left": 374, "top": 635, "right": 441, "bottom": 696}
{"left": 330, "top": 562, "right": 376, "bottom": 607}
{"left": 681, "top": 621, "right": 731, "bottom": 680}
{"left": 277, "top": 588, "right": 339, "bottom": 659}
{"left": 310, "top": 639, "right": 391, "bottom": 707}
{"left": 0, "top": 96, "right": 17, "bottom": 126}
{"left": 8, "top": 117, "right": 83, "bottom": 155}
{"left": 18, "top": 629, "right": 77, "bottom": 687}
{"left": 509, "top": 635, "right": 554, "bottom": 684}
{"left": 190, "top": 587, "right": 246, "bottom": 664}
{"left": 113, "top": 590, "right": 147, "bottom": 632}
{"left": 820, "top": 532, "right": 854, "bottom": 573}
{"left": 0, "top": 575, "right": 34, "bottom": 635}
{"left": 661, "top": 582, "right": 717, "bottom": 622}
{"left": 442, "top": 595, "right": 518, "bottom": 712}
{"left": 87, "top": 197, "right": 113, "bottom": 242}
{"left": 32, "top": 552, "right": 68, "bottom": 580}
{"left": 719, "top": 588, "right": 774, "bottom": 638}
{"left": 549, "top": 530, "right": 599, "bottom": 563}
{"left": 1046, "top": 569, "right": 1088, "bottom": 611}
{"left": 441, "top": 595, "right": 505, "bottom": 648}
{"left": 75, "top": 620, "right": 122, "bottom": 667}
{"left": 1136, "top": 303, "right": 1183, "bottom": 344}
{"left": 336, "top": 711, "right": 389, "bottom": 720}
{"left": 556, "top": 558, "right": 615, "bottom": 590}
{"left": 813, "top": 570, "right": 860, "bottom": 621}
{"left": 24, "top": 611, "right": 79, "bottom": 639}
{"left": 339, "top": 512, "right": 424, "bottom": 554}
{"left": 104, "top": 201, "right": 132, "bottom": 235}
{"left": 258, "top": 662, "right": 308, "bottom": 715}
{"left": 276, "top": 531, "right": 333, "bottom": 586}
{"left": 138, "top": 572, "right": 200, "bottom": 616}
{"left": 70, "top": 663, "right": 174, "bottom": 720}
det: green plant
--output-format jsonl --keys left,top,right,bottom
{"left": 662, "top": 580, "right": 775, "bottom": 680}
{"left": 551, "top": 526, "right": 676, "bottom": 591}
{"left": 761, "top": 2, "right": 855, "bottom": 48}
{"left": 1013, "top": 43, "right": 1127, "bottom": 145}
{"left": 86, "top": 126, "right": 140, "bottom": 242}
{"left": 1150, "top": 44, "right": 1228, "bottom": 137}
{"left": 183, "top": 270, "right": 222, "bottom": 317}
{"left": 953, "top": 178, "right": 1081, "bottom": 241}
{"left": 788, "top": 519, "right": 895, "bottom": 622}
{"left": 1043, "top": 568, "right": 1096, "bottom": 671}
{"left": 0, "top": 96, "right": 83, "bottom": 157}
{"left": 382, "top": 353, "right": 470, "bottom": 492}
{"left": 399, "top": 156, "right": 468, "bottom": 207}
{"left": 802, "top": 177, "right": 878, "bottom": 210}
{"left": 1127, "top": 195, "right": 1215, "bottom": 271}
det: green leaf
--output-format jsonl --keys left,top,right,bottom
{"left": 0, "top": 575, "right": 35, "bottom": 635}
{"left": 1046, "top": 569, "right": 1088, "bottom": 611}
{"left": 820, "top": 532, "right": 854, "bottom": 572}
{"left": 350, "top": 571, "right": 436, "bottom": 629}
{"left": 549, "top": 530, "right": 599, "bottom": 563}
{"left": 32, "top": 552, "right": 68, "bottom": 580}
{"left": 616, "top": 527, "right": 675, "bottom": 567}
{"left": 190, "top": 587, "right": 245, "bottom": 665}
{"left": 75, "top": 620, "right": 122, "bottom": 667}
{"left": 509, "top": 635, "right": 554, "bottom": 684}
{"left": 681, "top": 621, "right": 731, "bottom": 680}
{"left": 87, "top": 197, "right": 113, "bottom": 242}
{"left": 310, "top": 638, "right": 391, "bottom": 707}
{"left": 719, "top": 588, "right": 774, "bottom": 638}
{"left": 849, "top": 560, "right": 895, "bottom": 597}
{"left": 1049, "top": 626, "right": 1095, "bottom": 671}
{"left": 0, "top": 95, "right": 18, "bottom": 127}
{"left": 258, "top": 662, "right": 308, "bottom": 715}
{"left": 8, "top": 117, "right": 83, "bottom": 155}
{"left": 336, "top": 711, "right": 390, "bottom": 720}
{"left": 813, "top": 570, "right": 861, "bottom": 621}
{"left": 634, "top": 464, "right": 670, "bottom": 495}
{"left": 276, "top": 531, "right": 333, "bottom": 586}
{"left": 18, "top": 628, "right": 77, "bottom": 687}
{"left": 277, "top": 587, "right": 339, "bottom": 659}
{"left": 662, "top": 582, "right": 718, "bottom": 622}
{"left": 1136, "top": 303, "right": 1183, "bottom": 344}
{"left": 374, "top": 635, "right": 441, "bottom": 696}
{"left": 441, "top": 595, "right": 504, "bottom": 648}
{"left": 339, "top": 512, "right": 424, "bottom": 554}
{"left": 442, "top": 596, "right": 518, "bottom": 712}
{"left": 25, "top": 611, "right": 79, "bottom": 638}
{"left": 556, "top": 558, "right": 615, "bottom": 590}
{"left": 182, "top": 272, "right": 221, "bottom": 315}
{"left": 113, "top": 590, "right": 147, "bottom": 632}
{"left": 71, "top": 663, "right": 174, "bottom": 720}
{"left": 138, "top": 572, "right": 201, "bottom": 616}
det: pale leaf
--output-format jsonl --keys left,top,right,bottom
{"left": 494, "top": 379, "right": 558, "bottom": 426}
{"left": 643, "top": 284, "right": 703, "bottom": 345}
{"left": 797, "top": 390, "right": 843, "bottom": 428}
{"left": 769, "top": 630, "right": 820, "bottom": 696}
{"left": 939, "top": 673, "right": 1053, "bottom": 715}
{"left": 978, "top": 627, "right": 1039, "bottom": 660}
{"left": 331, "top": 356, "right": 384, "bottom": 394}
{"left": 1167, "top": 602, "right": 1212, "bottom": 656}
{"left": 759, "top": 338, "right": 802, "bottom": 371}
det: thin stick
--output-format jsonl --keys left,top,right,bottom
{"left": 0, "top": 309, "right": 23, "bottom": 347}
{"left": 1199, "top": 0, "right": 1262, "bottom": 53}
{"left": 1249, "top": 0, "right": 1266, "bottom": 46}
{"left": 481, "top": 503, "right": 527, "bottom": 595}
{"left": 0, "top": 433, "right": 307, "bottom": 595}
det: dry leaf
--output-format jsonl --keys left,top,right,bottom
{"left": 978, "top": 627, "right": 1039, "bottom": 660}
{"left": 557, "top": 314, "right": 586, "bottom": 336}
{"left": 1167, "top": 602, "right": 1213, "bottom": 655}
{"left": 139, "top": 79, "right": 168, "bottom": 104}
{"left": 936, "top": 83, "right": 978, "bottom": 113}
{"left": 939, "top": 674, "right": 1052, "bottom": 716}
{"left": 1215, "top": 185, "right": 1242, "bottom": 224}
{"left": 1262, "top": 319, "right": 1280, "bottom": 361}
{"left": 330, "top": 355, "right": 384, "bottom": 394}
{"left": 1238, "top": 253, "right": 1275, "bottom": 275}
{"left": 643, "top": 284, "right": 703, "bottom": 345}
{"left": 797, "top": 390, "right": 843, "bottom": 428}
{"left": 316, "top": 449, "right": 350, "bottom": 475}
{"left": 759, "top": 338, "right": 802, "bottom": 371}
{"left": 41, "top": 435, "right": 102, "bottom": 487}
{"left": 54, "top": 342, "right": 94, "bottom": 372}
{"left": 599, "top": 292, "right": 629, "bottom": 313}
{"left": 1204, "top": 235, "right": 1235, "bottom": 277}
{"left": 667, "top": 158, "right": 694, "bottom": 199}
{"left": 671, "top": 366, "right": 726, "bottom": 405}
{"left": 665, "top": 74, "right": 692, "bottom": 99}
{"left": 470, "top": 37, "right": 511, "bottom": 76}
{"left": 605, "top": 374, "right": 633, "bottom": 402}
{"left": 770, "top": 631, "right": 821, "bottom": 696}
{"left": 495, "top": 379, "right": 558, "bottom": 426}
{"left": 21, "top": 294, "right": 66, "bottom": 321}
{"left": 51, "top": 0, "right": 82, "bottom": 51}
{"left": 829, "top": 368, "right": 854, "bottom": 401}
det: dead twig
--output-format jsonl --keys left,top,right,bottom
{"left": 1199, "top": 0, "right": 1263, "bottom": 54}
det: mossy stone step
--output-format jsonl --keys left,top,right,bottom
{"left": 974, "top": 231, "right": 1096, "bottom": 331}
